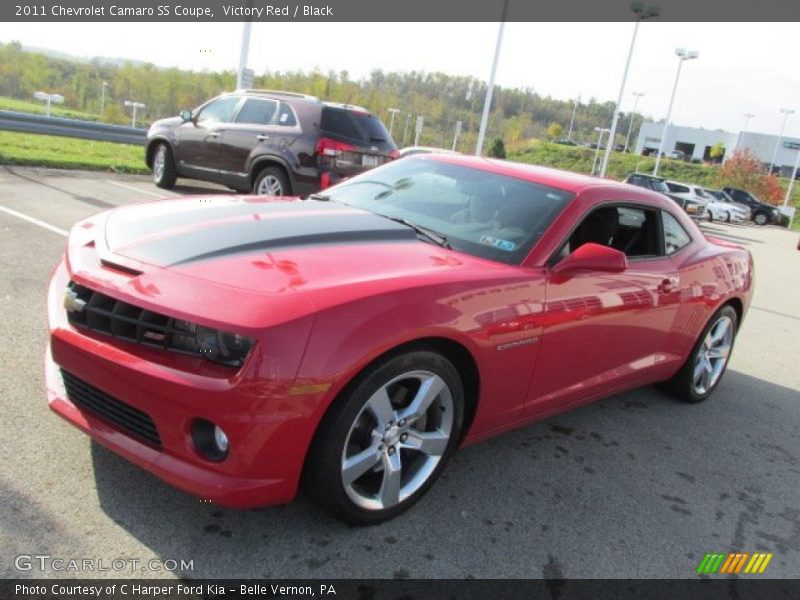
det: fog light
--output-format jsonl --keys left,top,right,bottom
{"left": 213, "top": 426, "right": 229, "bottom": 453}
{"left": 192, "top": 419, "right": 229, "bottom": 462}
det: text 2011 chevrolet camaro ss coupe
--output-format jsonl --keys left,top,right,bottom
{"left": 46, "top": 155, "right": 753, "bottom": 524}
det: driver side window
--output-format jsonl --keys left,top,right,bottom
{"left": 196, "top": 96, "right": 241, "bottom": 125}
{"left": 559, "top": 205, "right": 662, "bottom": 260}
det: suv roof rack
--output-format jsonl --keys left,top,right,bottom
{"left": 239, "top": 89, "right": 320, "bottom": 101}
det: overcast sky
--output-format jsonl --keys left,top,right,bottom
{"left": 1, "top": 21, "right": 799, "bottom": 138}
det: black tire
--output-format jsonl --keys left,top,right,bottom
{"left": 304, "top": 349, "right": 464, "bottom": 525}
{"left": 753, "top": 211, "right": 768, "bottom": 226}
{"left": 252, "top": 166, "right": 290, "bottom": 196}
{"left": 151, "top": 143, "right": 177, "bottom": 189}
{"left": 659, "top": 305, "right": 738, "bottom": 403}
{"left": 725, "top": 212, "right": 732, "bottom": 223}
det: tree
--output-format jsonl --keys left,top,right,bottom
{"left": 546, "top": 122, "right": 563, "bottom": 140}
{"left": 489, "top": 138, "right": 506, "bottom": 159}
{"left": 713, "top": 149, "right": 782, "bottom": 203}
{"left": 709, "top": 142, "right": 726, "bottom": 163}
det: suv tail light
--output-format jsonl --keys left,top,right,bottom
{"left": 315, "top": 137, "right": 356, "bottom": 157}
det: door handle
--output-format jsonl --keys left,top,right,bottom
{"left": 257, "top": 134, "right": 270, "bottom": 141}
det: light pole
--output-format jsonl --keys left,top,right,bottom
{"left": 591, "top": 127, "right": 610, "bottom": 176}
{"left": 452, "top": 120, "right": 462, "bottom": 151}
{"left": 623, "top": 92, "right": 645, "bottom": 153}
{"left": 567, "top": 95, "right": 580, "bottom": 141}
{"left": 33, "top": 91, "right": 64, "bottom": 117}
{"left": 741, "top": 112, "right": 755, "bottom": 136}
{"left": 387, "top": 108, "right": 400, "bottom": 137}
{"left": 100, "top": 81, "right": 108, "bottom": 117}
{"left": 768, "top": 108, "right": 794, "bottom": 175}
{"left": 124, "top": 100, "right": 146, "bottom": 128}
{"left": 402, "top": 113, "right": 411, "bottom": 147}
{"left": 236, "top": 0, "right": 254, "bottom": 89}
{"left": 784, "top": 147, "right": 800, "bottom": 208}
{"left": 599, "top": 2, "right": 660, "bottom": 177}
{"left": 653, "top": 48, "right": 699, "bottom": 176}
{"left": 475, "top": 0, "right": 509, "bottom": 156}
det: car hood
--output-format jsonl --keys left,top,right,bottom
{"left": 92, "top": 196, "right": 509, "bottom": 299}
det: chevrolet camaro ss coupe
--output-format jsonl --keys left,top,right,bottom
{"left": 46, "top": 155, "right": 753, "bottom": 524}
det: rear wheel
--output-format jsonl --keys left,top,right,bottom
{"left": 253, "top": 166, "right": 290, "bottom": 196}
{"left": 659, "top": 305, "right": 738, "bottom": 403}
{"left": 152, "top": 143, "right": 177, "bottom": 189}
{"left": 304, "top": 350, "right": 464, "bottom": 525}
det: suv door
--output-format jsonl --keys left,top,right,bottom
{"left": 216, "top": 97, "right": 301, "bottom": 191}
{"left": 530, "top": 202, "right": 682, "bottom": 415}
{"left": 176, "top": 95, "right": 243, "bottom": 178}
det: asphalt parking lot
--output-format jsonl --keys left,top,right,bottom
{"left": 1, "top": 165, "right": 798, "bottom": 579}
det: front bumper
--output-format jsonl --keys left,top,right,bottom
{"left": 46, "top": 259, "right": 322, "bottom": 508}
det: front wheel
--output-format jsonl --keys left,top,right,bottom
{"left": 659, "top": 305, "right": 738, "bottom": 403}
{"left": 304, "top": 350, "right": 464, "bottom": 525}
{"left": 753, "top": 211, "right": 768, "bottom": 226}
{"left": 152, "top": 143, "right": 177, "bottom": 189}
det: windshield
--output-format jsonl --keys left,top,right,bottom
{"left": 651, "top": 179, "right": 669, "bottom": 193}
{"left": 321, "top": 157, "right": 574, "bottom": 265}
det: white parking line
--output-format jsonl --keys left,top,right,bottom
{"left": 0, "top": 204, "right": 68, "bottom": 237}
{"left": 107, "top": 181, "right": 167, "bottom": 198}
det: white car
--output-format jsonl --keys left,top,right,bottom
{"left": 701, "top": 188, "right": 752, "bottom": 222}
{"left": 665, "top": 181, "right": 748, "bottom": 223}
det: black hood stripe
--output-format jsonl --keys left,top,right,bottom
{"left": 105, "top": 199, "right": 416, "bottom": 266}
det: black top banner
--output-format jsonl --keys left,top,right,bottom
{"left": 3, "top": 0, "right": 800, "bottom": 22}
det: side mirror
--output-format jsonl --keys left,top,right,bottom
{"left": 180, "top": 110, "right": 194, "bottom": 123}
{"left": 552, "top": 243, "right": 628, "bottom": 275}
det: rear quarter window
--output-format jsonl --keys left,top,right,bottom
{"left": 321, "top": 107, "right": 391, "bottom": 143}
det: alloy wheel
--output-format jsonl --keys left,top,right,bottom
{"left": 153, "top": 146, "right": 166, "bottom": 183}
{"left": 340, "top": 370, "right": 454, "bottom": 511}
{"left": 692, "top": 315, "right": 733, "bottom": 395}
{"left": 257, "top": 174, "right": 284, "bottom": 196}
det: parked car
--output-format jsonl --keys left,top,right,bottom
{"left": 145, "top": 90, "right": 399, "bottom": 196}
{"left": 664, "top": 181, "right": 709, "bottom": 220}
{"left": 554, "top": 138, "right": 578, "bottom": 146}
{"left": 47, "top": 156, "right": 752, "bottom": 524}
{"left": 669, "top": 150, "right": 690, "bottom": 161}
{"left": 721, "top": 187, "right": 780, "bottom": 225}
{"left": 398, "top": 146, "right": 459, "bottom": 158}
{"left": 623, "top": 173, "right": 704, "bottom": 218}
{"left": 702, "top": 188, "right": 751, "bottom": 219}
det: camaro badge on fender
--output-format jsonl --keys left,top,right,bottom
{"left": 63, "top": 289, "right": 86, "bottom": 313}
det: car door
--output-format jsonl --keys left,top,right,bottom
{"left": 528, "top": 202, "right": 682, "bottom": 416}
{"left": 215, "top": 97, "right": 291, "bottom": 188}
{"left": 175, "top": 95, "right": 243, "bottom": 178}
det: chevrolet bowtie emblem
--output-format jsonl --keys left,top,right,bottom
{"left": 63, "top": 289, "right": 87, "bottom": 313}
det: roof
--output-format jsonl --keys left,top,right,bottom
{"left": 421, "top": 154, "right": 620, "bottom": 193}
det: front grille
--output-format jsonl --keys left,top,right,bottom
{"left": 61, "top": 370, "right": 162, "bottom": 449}
{"left": 66, "top": 282, "right": 203, "bottom": 358}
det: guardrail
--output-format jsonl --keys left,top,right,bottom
{"left": 0, "top": 110, "right": 146, "bottom": 145}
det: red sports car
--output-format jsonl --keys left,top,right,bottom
{"left": 46, "top": 155, "right": 753, "bottom": 524}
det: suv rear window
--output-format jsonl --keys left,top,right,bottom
{"left": 321, "top": 107, "right": 391, "bottom": 144}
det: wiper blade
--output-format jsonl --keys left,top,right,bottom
{"left": 382, "top": 215, "right": 451, "bottom": 249}
{"left": 307, "top": 193, "right": 331, "bottom": 201}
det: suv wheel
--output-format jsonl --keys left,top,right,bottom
{"left": 753, "top": 211, "right": 768, "bottom": 226}
{"left": 253, "top": 166, "right": 290, "bottom": 196}
{"left": 152, "top": 143, "right": 177, "bottom": 189}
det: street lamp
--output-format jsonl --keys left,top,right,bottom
{"left": 741, "top": 112, "right": 755, "bottom": 136}
{"left": 623, "top": 92, "right": 645, "bottom": 153}
{"left": 387, "top": 108, "right": 401, "bottom": 137}
{"left": 567, "top": 95, "right": 581, "bottom": 141}
{"left": 653, "top": 47, "right": 699, "bottom": 176}
{"left": 784, "top": 146, "right": 800, "bottom": 208}
{"left": 33, "top": 91, "right": 64, "bottom": 117}
{"left": 124, "top": 100, "right": 146, "bottom": 128}
{"left": 599, "top": 2, "right": 660, "bottom": 177}
{"left": 768, "top": 108, "right": 795, "bottom": 175}
{"left": 100, "top": 81, "right": 108, "bottom": 117}
{"left": 592, "top": 127, "right": 610, "bottom": 175}
{"left": 475, "top": 0, "right": 509, "bottom": 156}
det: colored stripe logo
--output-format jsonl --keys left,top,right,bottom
{"left": 697, "top": 552, "right": 773, "bottom": 574}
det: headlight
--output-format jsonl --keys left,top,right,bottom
{"left": 173, "top": 319, "right": 254, "bottom": 367}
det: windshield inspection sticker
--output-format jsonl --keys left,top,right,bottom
{"left": 480, "top": 235, "right": 516, "bottom": 252}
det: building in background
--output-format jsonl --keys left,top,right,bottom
{"left": 634, "top": 121, "right": 800, "bottom": 176}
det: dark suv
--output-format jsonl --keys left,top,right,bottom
{"left": 145, "top": 90, "right": 398, "bottom": 196}
{"left": 721, "top": 187, "right": 780, "bottom": 225}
